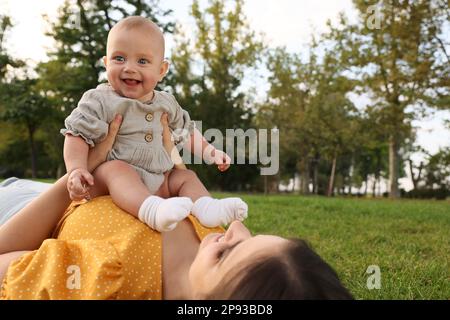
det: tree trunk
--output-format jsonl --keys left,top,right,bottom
{"left": 313, "top": 162, "right": 319, "bottom": 195}
{"left": 408, "top": 159, "right": 423, "bottom": 190}
{"left": 364, "top": 175, "right": 368, "bottom": 195}
{"left": 28, "top": 127, "right": 37, "bottom": 179}
{"left": 389, "top": 135, "right": 400, "bottom": 198}
{"left": 298, "top": 159, "right": 310, "bottom": 195}
{"left": 274, "top": 173, "right": 280, "bottom": 193}
{"left": 327, "top": 153, "right": 337, "bottom": 197}
{"left": 372, "top": 174, "right": 376, "bottom": 196}
{"left": 377, "top": 175, "right": 381, "bottom": 196}
{"left": 264, "top": 175, "right": 267, "bottom": 195}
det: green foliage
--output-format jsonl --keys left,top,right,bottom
{"left": 258, "top": 45, "right": 366, "bottom": 194}
{"left": 0, "top": 15, "right": 25, "bottom": 80}
{"left": 323, "top": 0, "right": 450, "bottom": 197}
{"left": 166, "top": 0, "right": 264, "bottom": 190}
{"left": 423, "top": 147, "right": 450, "bottom": 189}
{"left": 0, "top": 77, "right": 58, "bottom": 178}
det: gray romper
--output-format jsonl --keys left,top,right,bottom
{"left": 60, "top": 83, "right": 195, "bottom": 194}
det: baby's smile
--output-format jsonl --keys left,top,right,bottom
{"left": 122, "top": 78, "right": 141, "bottom": 86}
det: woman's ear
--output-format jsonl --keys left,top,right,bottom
{"left": 159, "top": 59, "right": 169, "bottom": 81}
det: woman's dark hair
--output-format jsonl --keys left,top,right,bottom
{"left": 206, "top": 238, "right": 353, "bottom": 300}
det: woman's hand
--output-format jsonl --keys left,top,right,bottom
{"left": 87, "top": 114, "right": 122, "bottom": 172}
{"left": 161, "top": 113, "right": 187, "bottom": 170}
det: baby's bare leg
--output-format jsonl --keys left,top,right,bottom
{"left": 89, "top": 160, "right": 150, "bottom": 217}
{"left": 91, "top": 160, "right": 193, "bottom": 231}
{"left": 166, "top": 169, "right": 210, "bottom": 201}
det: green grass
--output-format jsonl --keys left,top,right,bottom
{"left": 213, "top": 192, "right": 450, "bottom": 300}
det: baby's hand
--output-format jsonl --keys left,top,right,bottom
{"left": 204, "top": 148, "right": 231, "bottom": 172}
{"left": 67, "top": 168, "right": 94, "bottom": 201}
{"left": 214, "top": 149, "right": 231, "bottom": 172}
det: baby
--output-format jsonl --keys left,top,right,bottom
{"left": 60, "top": 16, "right": 248, "bottom": 231}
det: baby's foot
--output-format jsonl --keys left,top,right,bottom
{"left": 191, "top": 196, "right": 248, "bottom": 227}
{"left": 139, "top": 196, "right": 193, "bottom": 232}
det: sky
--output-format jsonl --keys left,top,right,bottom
{"left": 1, "top": 0, "right": 449, "bottom": 190}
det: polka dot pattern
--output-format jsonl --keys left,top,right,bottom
{"left": 1, "top": 196, "right": 224, "bottom": 300}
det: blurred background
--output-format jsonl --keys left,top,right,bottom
{"left": 0, "top": 0, "right": 449, "bottom": 199}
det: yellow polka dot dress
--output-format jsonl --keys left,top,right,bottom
{"left": 0, "top": 196, "right": 223, "bottom": 300}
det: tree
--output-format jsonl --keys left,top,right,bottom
{"left": 351, "top": 106, "right": 390, "bottom": 196}
{"left": 260, "top": 42, "right": 358, "bottom": 196}
{"left": 0, "top": 15, "right": 24, "bottom": 80}
{"left": 325, "top": 0, "right": 450, "bottom": 198}
{"left": 166, "top": 0, "right": 264, "bottom": 190}
{"left": 0, "top": 78, "right": 54, "bottom": 178}
{"left": 258, "top": 48, "right": 310, "bottom": 194}
{"left": 423, "top": 148, "right": 450, "bottom": 190}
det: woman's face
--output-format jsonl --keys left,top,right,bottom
{"left": 189, "top": 220, "right": 288, "bottom": 298}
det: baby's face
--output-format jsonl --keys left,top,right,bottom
{"left": 103, "top": 26, "right": 168, "bottom": 101}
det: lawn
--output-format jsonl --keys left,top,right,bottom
{"left": 213, "top": 192, "right": 450, "bottom": 300}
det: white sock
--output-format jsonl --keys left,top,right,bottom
{"left": 191, "top": 196, "right": 248, "bottom": 227}
{"left": 138, "top": 196, "right": 193, "bottom": 232}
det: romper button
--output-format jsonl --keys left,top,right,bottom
{"left": 145, "top": 113, "right": 154, "bottom": 122}
{"left": 145, "top": 133, "right": 153, "bottom": 142}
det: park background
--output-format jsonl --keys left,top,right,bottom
{"left": 0, "top": 0, "right": 449, "bottom": 299}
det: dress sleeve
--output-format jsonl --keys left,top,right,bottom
{"left": 0, "top": 239, "right": 123, "bottom": 300}
{"left": 60, "top": 90, "right": 109, "bottom": 147}
{"left": 164, "top": 93, "right": 196, "bottom": 146}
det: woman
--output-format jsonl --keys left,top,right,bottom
{"left": 0, "top": 115, "right": 352, "bottom": 300}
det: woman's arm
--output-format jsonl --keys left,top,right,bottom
{"left": 0, "top": 115, "right": 122, "bottom": 255}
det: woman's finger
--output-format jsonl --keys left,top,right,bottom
{"left": 107, "top": 114, "right": 122, "bottom": 139}
{"left": 160, "top": 112, "right": 169, "bottom": 126}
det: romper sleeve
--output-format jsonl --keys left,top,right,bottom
{"left": 60, "top": 89, "right": 109, "bottom": 147}
{"left": 163, "top": 93, "right": 196, "bottom": 146}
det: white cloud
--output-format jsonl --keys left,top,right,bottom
{"left": 243, "top": 0, "right": 355, "bottom": 50}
